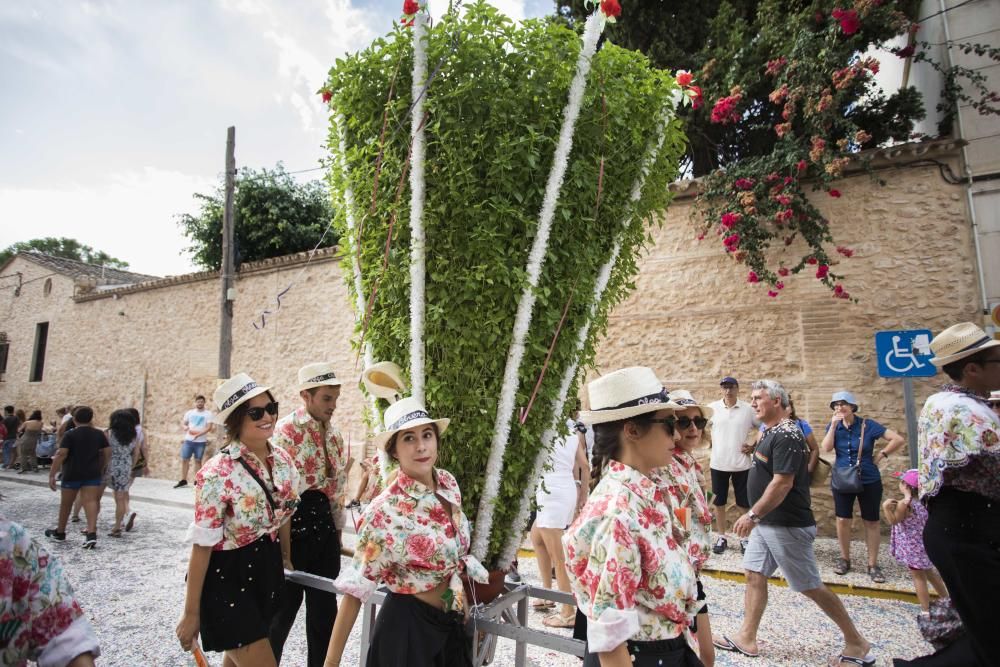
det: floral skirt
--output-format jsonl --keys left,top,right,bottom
{"left": 199, "top": 535, "right": 283, "bottom": 652}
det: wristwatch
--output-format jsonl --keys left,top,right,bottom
{"left": 748, "top": 509, "right": 762, "bottom": 524}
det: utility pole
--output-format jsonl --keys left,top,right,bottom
{"left": 218, "top": 126, "right": 236, "bottom": 379}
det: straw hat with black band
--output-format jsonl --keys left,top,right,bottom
{"left": 213, "top": 373, "right": 272, "bottom": 424}
{"left": 578, "top": 366, "right": 681, "bottom": 425}
{"left": 297, "top": 362, "right": 342, "bottom": 391}
{"left": 373, "top": 397, "right": 450, "bottom": 451}
{"left": 929, "top": 322, "right": 1000, "bottom": 367}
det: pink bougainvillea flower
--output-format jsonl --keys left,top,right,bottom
{"left": 697, "top": 232, "right": 706, "bottom": 241}
{"left": 797, "top": 159, "right": 808, "bottom": 173}
{"left": 320, "top": 90, "right": 332, "bottom": 103}
{"left": 774, "top": 122, "right": 792, "bottom": 138}
{"left": 676, "top": 70, "right": 694, "bottom": 87}
{"left": 765, "top": 57, "right": 787, "bottom": 77}
{"left": 834, "top": 284, "right": 845, "bottom": 296}
{"left": 807, "top": 257, "right": 818, "bottom": 265}
{"left": 600, "top": 0, "right": 622, "bottom": 21}
{"left": 768, "top": 290, "right": 779, "bottom": 298}
{"left": 721, "top": 212, "right": 742, "bottom": 229}
{"left": 894, "top": 45, "right": 916, "bottom": 58}
{"left": 733, "top": 178, "right": 754, "bottom": 191}
{"left": 778, "top": 267, "right": 790, "bottom": 277}
{"left": 836, "top": 245, "right": 854, "bottom": 257}
{"left": 748, "top": 271, "right": 761, "bottom": 284}
{"left": 710, "top": 89, "right": 743, "bottom": 124}
{"left": 723, "top": 233, "right": 741, "bottom": 251}
{"left": 831, "top": 7, "right": 861, "bottom": 35}
{"left": 776, "top": 281, "right": 785, "bottom": 290}
{"left": 829, "top": 189, "right": 841, "bottom": 198}
{"left": 816, "top": 264, "right": 830, "bottom": 279}
{"left": 776, "top": 194, "right": 792, "bottom": 206}
{"left": 402, "top": 0, "right": 419, "bottom": 15}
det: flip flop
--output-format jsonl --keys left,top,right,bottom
{"left": 542, "top": 613, "right": 576, "bottom": 629}
{"left": 829, "top": 654, "right": 875, "bottom": 667}
{"left": 713, "top": 634, "right": 759, "bottom": 658}
{"left": 125, "top": 512, "right": 137, "bottom": 532}
{"left": 531, "top": 600, "right": 555, "bottom": 610}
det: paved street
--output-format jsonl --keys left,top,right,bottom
{"left": 2, "top": 472, "right": 937, "bottom": 666}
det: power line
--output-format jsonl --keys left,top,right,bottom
{"left": 917, "top": 0, "right": 979, "bottom": 23}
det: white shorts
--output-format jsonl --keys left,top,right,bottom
{"left": 535, "top": 477, "right": 576, "bottom": 529}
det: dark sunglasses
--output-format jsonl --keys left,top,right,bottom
{"left": 246, "top": 401, "right": 279, "bottom": 421}
{"left": 645, "top": 417, "right": 676, "bottom": 436}
{"left": 676, "top": 416, "right": 708, "bottom": 430}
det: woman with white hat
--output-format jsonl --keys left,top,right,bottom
{"left": 324, "top": 397, "right": 489, "bottom": 667}
{"left": 820, "top": 390, "right": 905, "bottom": 583}
{"left": 176, "top": 373, "right": 300, "bottom": 666}
{"left": 562, "top": 367, "right": 701, "bottom": 666}
{"left": 988, "top": 390, "right": 1000, "bottom": 418}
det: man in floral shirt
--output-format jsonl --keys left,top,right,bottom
{"left": 268, "top": 363, "right": 347, "bottom": 667}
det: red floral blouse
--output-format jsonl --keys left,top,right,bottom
{"left": 271, "top": 407, "right": 349, "bottom": 529}
{"left": 334, "top": 468, "right": 488, "bottom": 613}
{"left": 185, "top": 441, "right": 300, "bottom": 551}
{"left": 563, "top": 460, "right": 699, "bottom": 653}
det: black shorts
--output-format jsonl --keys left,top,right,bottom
{"left": 832, "top": 481, "right": 883, "bottom": 521}
{"left": 367, "top": 592, "right": 471, "bottom": 666}
{"left": 710, "top": 468, "right": 749, "bottom": 508}
{"left": 584, "top": 636, "right": 702, "bottom": 666}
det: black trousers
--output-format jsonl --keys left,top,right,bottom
{"left": 269, "top": 491, "right": 341, "bottom": 667}
{"left": 920, "top": 487, "right": 1000, "bottom": 667}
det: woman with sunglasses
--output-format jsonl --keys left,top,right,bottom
{"left": 176, "top": 373, "right": 299, "bottom": 666}
{"left": 563, "top": 367, "right": 701, "bottom": 667}
{"left": 665, "top": 390, "right": 716, "bottom": 667}
{"left": 324, "top": 396, "right": 488, "bottom": 667}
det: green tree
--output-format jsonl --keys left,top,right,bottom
{"left": 177, "top": 163, "right": 337, "bottom": 271}
{"left": 0, "top": 237, "right": 129, "bottom": 268}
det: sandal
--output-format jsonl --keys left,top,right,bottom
{"left": 829, "top": 654, "right": 875, "bottom": 666}
{"left": 542, "top": 613, "right": 576, "bottom": 629}
{"left": 868, "top": 565, "right": 886, "bottom": 584}
{"left": 834, "top": 558, "right": 851, "bottom": 576}
{"left": 108, "top": 529, "right": 123, "bottom": 538}
{"left": 531, "top": 600, "right": 555, "bottom": 610}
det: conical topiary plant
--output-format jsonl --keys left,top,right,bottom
{"left": 323, "top": 0, "right": 689, "bottom": 569}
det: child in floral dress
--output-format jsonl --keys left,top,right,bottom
{"left": 882, "top": 469, "right": 949, "bottom": 611}
{"left": 563, "top": 367, "right": 702, "bottom": 667}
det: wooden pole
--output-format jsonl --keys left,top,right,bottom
{"left": 218, "top": 126, "right": 236, "bottom": 379}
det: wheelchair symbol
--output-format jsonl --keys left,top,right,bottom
{"left": 884, "top": 335, "right": 926, "bottom": 373}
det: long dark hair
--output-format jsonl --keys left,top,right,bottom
{"left": 589, "top": 416, "right": 655, "bottom": 489}
{"left": 28, "top": 410, "right": 42, "bottom": 421}
{"left": 224, "top": 390, "right": 276, "bottom": 443}
{"left": 108, "top": 409, "right": 137, "bottom": 446}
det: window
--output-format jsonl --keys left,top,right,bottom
{"left": 0, "top": 342, "right": 8, "bottom": 382}
{"left": 29, "top": 322, "right": 48, "bottom": 382}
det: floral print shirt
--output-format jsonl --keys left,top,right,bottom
{"left": 667, "top": 451, "right": 714, "bottom": 573}
{"left": 334, "top": 468, "right": 488, "bottom": 613}
{"left": 918, "top": 388, "right": 1000, "bottom": 501}
{"left": 185, "top": 441, "right": 300, "bottom": 551}
{"left": 563, "top": 460, "right": 699, "bottom": 653}
{"left": 270, "top": 407, "right": 349, "bottom": 530}
{"left": 0, "top": 519, "right": 101, "bottom": 667}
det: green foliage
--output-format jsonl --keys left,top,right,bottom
{"left": 177, "top": 164, "right": 336, "bottom": 270}
{"left": 0, "top": 237, "right": 129, "bottom": 268}
{"left": 325, "top": 1, "right": 685, "bottom": 567}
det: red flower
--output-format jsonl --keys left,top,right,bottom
{"left": 721, "top": 212, "right": 741, "bottom": 229}
{"left": 696, "top": 232, "right": 706, "bottom": 241}
{"left": 767, "top": 290, "right": 779, "bottom": 297}
{"left": 776, "top": 281, "right": 785, "bottom": 289}
{"left": 778, "top": 267, "right": 789, "bottom": 277}
{"left": 776, "top": 194, "right": 792, "bottom": 206}
{"left": 747, "top": 271, "right": 760, "bottom": 284}
{"left": 320, "top": 90, "right": 332, "bottom": 103}
{"left": 797, "top": 159, "right": 808, "bottom": 173}
{"left": 894, "top": 45, "right": 915, "bottom": 58}
{"left": 723, "top": 233, "right": 740, "bottom": 250}
{"left": 676, "top": 70, "right": 693, "bottom": 87}
{"left": 710, "top": 91, "right": 742, "bottom": 125}
{"left": 688, "top": 85, "right": 703, "bottom": 109}
{"left": 834, "top": 284, "right": 845, "bottom": 296}
{"left": 829, "top": 189, "right": 841, "bottom": 198}
{"left": 765, "top": 57, "right": 787, "bottom": 77}
{"left": 831, "top": 7, "right": 861, "bottom": 35}
{"left": 402, "top": 0, "right": 419, "bottom": 15}
{"left": 600, "top": 0, "right": 622, "bottom": 19}
{"left": 734, "top": 178, "right": 754, "bottom": 190}
{"left": 816, "top": 264, "right": 830, "bottom": 279}
{"left": 836, "top": 245, "right": 854, "bottom": 257}
{"left": 807, "top": 257, "right": 818, "bottom": 265}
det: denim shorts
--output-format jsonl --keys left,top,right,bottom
{"left": 180, "top": 440, "right": 207, "bottom": 461}
{"left": 62, "top": 478, "right": 103, "bottom": 490}
{"left": 742, "top": 523, "right": 822, "bottom": 592}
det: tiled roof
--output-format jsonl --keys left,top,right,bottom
{"left": 19, "top": 251, "right": 159, "bottom": 285}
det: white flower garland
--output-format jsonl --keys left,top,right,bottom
{"left": 498, "top": 100, "right": 676, "bottom": 568}
{"left": 408, "top": 11, "right": 429, "bottom": 405}
{"left": 472, "top": 11, "right": 606, "bottom": 560}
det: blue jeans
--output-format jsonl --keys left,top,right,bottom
{"left": 1, "top": 439, "right": 16, "bottom": 467}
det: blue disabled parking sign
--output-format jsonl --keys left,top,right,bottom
{"left": 875, "top": 329, "right": 937, "bottom": 378}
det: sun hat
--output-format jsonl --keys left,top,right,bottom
{"left": 830, "top": 390, "right": 859, "bottom": 411}
{"left": 668, "top": 389, "right": 714, "bottom": 420}
{"left": 297, "top": 362, "right": 342, "bottom": 391}
{"left": 719, "top": 376, "right": 738, "bottom": 386}
{"left": 892, "top": 469, "right": 919, "bottom": 488}
{"left": 988, "top": 390, "right": 1000, "bottom": 403}
{"left": 362, "top": 361, "right": 408, "bottom": 401}
{"left": 929, "top": 322, "right": 1000, "bottom": 367}
{"left": 213, "top": 373, "right": 272, "bottom": 424}
{"left": 372, "top": 396, "right": 450, "bottom": 451}
{"left": 578, "top": 367, "right": 681, "bottom": 425}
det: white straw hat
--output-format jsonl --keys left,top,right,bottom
{"left": 213, "top": 373, "right": 272, "bottom": 424}
{"left": 578, "top": 366, "right": 680, "bottom": 425}
{"left": 363, "top": 361, "right": 408, "bottom": 401}
{"left": 988, "top": 390, "right": 1000, "bottom": 404}
{"left": 669, "top": 389, "right": 714, "bottom": 420}
{"left": 297, "top": 362, "right": 342, "bottom": 391}
{"left": 929, "top": 322, "right": 1000, "bottom": 367}
{"left": 373, "top": 396, "right": 450, "bottom": 451}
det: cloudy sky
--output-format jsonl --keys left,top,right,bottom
{"left": 0, "top": 0, "right": 551, "bottom": 276}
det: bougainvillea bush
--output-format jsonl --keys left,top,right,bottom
{"left": 324, "top": 1, "right": 686, "bottom": 567}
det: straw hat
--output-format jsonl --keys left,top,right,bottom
{"left": 297, "top": 362, "right": 342, "bottom": 391}
{"left": 213, "top": 373, "right": 272, "bottom": 424}
{"left": 987, "top": 390, "right": 1000, "bottom": 404}
{"left": 372, "top": 396, "right": 450, "bottom": 451}
{"left": 578, "top": 367, "right": 680, "bottom": 425}
{"left": 929, "top": 322, "right": 1000, "bottom": 367}
{"left": 669, "top": 389, "right": 714, "bottom": 420}
{"left": 363, "top": 361, "right": 408, "bottom": 401}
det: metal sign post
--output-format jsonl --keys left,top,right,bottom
{"left": 875, "top": 329, "right": 936, "bottom": 467}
